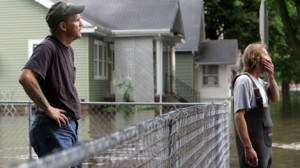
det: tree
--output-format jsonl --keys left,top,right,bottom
{"left": 204, "top": 0, "right": 261, "bottom": 49}
{"left": 204, "top": 0, "right": 300, "bottom": 103}
{"left": 276, "top": 0, "right": 300, "bottom": 59}
{"left": 268, "top": 0, "right": 300, "bottom": 102}
{"left": 276, "top": 0, "right": 300, "bottom": 102}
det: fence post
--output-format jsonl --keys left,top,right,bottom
{"left": 226, "top": 102, "right": 230, "bottom": 168}
{"left": 167, "top": 117, "right": 176, "bottom": 168}
{"left": 28, "top": 102, "right": 33, "bottom": 160}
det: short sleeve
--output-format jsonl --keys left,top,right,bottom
{"left": 234, "top": 76, "right": 252, "bottom": 113}
{"left": 23, "top": 44, "right": 53, "bottom": 79}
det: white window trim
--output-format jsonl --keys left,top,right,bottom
{"left": 202, "top": 65, "right": 219, "bottom": 87}
{"left": 93, "top": 40, "right": 108, "bottom": 80}
{"left": 28, "top": 39, "right": 43, "bottom": 59}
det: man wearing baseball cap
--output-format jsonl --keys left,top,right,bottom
{"left": 19, "top": 1, "right": 85, "bottom": 162}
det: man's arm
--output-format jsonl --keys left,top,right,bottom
{"left": 262, "top": 57, "right": 280, "bottom": 102}
{"left": 19, "top": 69, "right": 68, "bottom": 126}
{"left": 234, "top": 110, "right": 258, "bottom": 167}
{"left": 19, "top": 69, "right": 50, "bottom": 110}
{"left": 267, "top": 75, "right": 280, "bottom": 102}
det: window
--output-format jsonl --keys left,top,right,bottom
{"left": 28, "top": 39, "right": 43, "bottom": 58}
{"left": 94, "top": 40, "right": 108, "bottom": 79}
{"left": 203, "top": 65, "right": 219, "bottom": 87}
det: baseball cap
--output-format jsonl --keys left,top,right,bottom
{"left": 46, "top": 1, "right": 85, "bottom": 28}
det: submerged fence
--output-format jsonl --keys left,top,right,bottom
{"left": 0, "top": 102, "right": 230, "bottom": 168}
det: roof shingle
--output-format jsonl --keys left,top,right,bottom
{"left": 52, "top": 0, "right": 179, "bottom": 31}
{"left": 176, "top": 0, "right": 204, "bottom": 51}
{"left": 196, "top": 40, "right": 238, "bottom": 65}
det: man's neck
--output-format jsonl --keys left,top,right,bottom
{"left": 52, "top": 33, "right": 73, "bottom": 47}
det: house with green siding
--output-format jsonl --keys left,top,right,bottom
{"left": 175, "top": 0, "right": 205, "bottom": 101}
{"left": 0, "top": 0, "right": 184, "bottom": 102}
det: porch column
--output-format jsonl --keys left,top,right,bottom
{"left": 156, "top": 39, "right": 163, "bottom": 102}
{"left": 171, "top": 46, "right": 176, "bottom": 93}
{"left": 166, "top": 46, "right": 171, "bottom": 93}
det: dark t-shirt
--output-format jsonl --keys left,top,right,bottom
{"left": 24, "top": 36, "right": 80, "bottom": 119}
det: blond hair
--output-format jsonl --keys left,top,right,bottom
{"left": 242, "top": 43, "right": 267, "bottom": 72}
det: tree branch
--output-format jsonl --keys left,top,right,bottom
{"left": 277, "top": 0, "right": 300, "bottom": 58}
{"left": 295, "top": 0, "right": 300, "bottom": 24}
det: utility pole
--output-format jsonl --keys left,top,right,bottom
{"left": 259, "top": 0, "right": 269, "bottom": 48}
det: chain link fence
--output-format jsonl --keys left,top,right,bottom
{"left": 0, "top": 91, "right": 32, "bottom": 168}
{"left": 2, "top": 102, "right": 230, "bottom": 168}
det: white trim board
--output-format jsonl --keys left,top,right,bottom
{"left": 28, "top": 39, "right": 43, "bottom": 59}
{"left": 111, "top": 29, "right": 171, "bottom": 37}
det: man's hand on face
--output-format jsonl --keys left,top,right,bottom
{"left": 261, "top": 56, "right": 274, "bottom": 76}
{"left": 245, "top": 147, "right": 258, "bottom": 167}
{"left": 46, "top": 106, "right": 69, "bottom": 127}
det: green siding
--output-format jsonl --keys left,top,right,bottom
{"left": 0, "top": 0, "right": 49, "bottom": 101}
{"left": 0, "top": 1, "right": 91, "bottom": 101}
{"left": 88, "top": 37, "right": 111, "bottom": 101}
{"left": 163, "top": 51, "right": 169, "bottom": 93}
{"left": 72, "top": 36, "right": 89, "bottom": 101}
{"left": 163, "top": 50, "right": 172, "bottom": 94}
{"left": 176, "top": 53, "right": 193, "bottom": 86}
{"left": 175, "top": 53, "right": 194, "bottom": 100}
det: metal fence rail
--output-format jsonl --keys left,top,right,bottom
{"left": 5, "top": 102, "right": 230, "bottom": 168}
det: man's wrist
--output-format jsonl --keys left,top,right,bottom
{"left": 244, "top": 144, "right": 253, "bottom": 151}
{"left": 268, "top": 74, "right": 275, "bottom": 81}
{"left": 45, "top": 105, "right": 52, "bottom": 114}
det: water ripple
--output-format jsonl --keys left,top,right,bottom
{"left": 272, "top": 142, "right": 300, "bottom": 150}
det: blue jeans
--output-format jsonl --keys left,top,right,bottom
{"left": 30, "top": 114, "right": 80, "bottom": 167}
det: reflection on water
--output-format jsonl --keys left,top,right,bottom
{"left": 230, "top": 92, "right": 300, "bottom": 167}
{"left": 272, "top": 142, "right": 300, "bottom": 150}
{"left": 83, "top": 106, "right": 156, "bottom": 141}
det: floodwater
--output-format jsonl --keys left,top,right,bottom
{"left": 0, "top": 106, "right": 156, "bottom": 168}
{"left": 230, "top": 91, "right": 300, "bottom": 168}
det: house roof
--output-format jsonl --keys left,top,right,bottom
{"left": 46, "top": 0, "right": 184, "bottom": 37}
{"left": 195, "top": 40, "right": 238, "bottom": 65}
{"left": 176, "top": 0, "right": 204, "bottom": 51}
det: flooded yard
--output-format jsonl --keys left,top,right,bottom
{"left": 0, "top": 107, "right": 156, "bottom": 167}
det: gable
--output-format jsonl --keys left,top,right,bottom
{"left": 176, "top": 0, "right": 204, "bottom": 51}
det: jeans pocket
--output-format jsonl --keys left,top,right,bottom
{"left": 263, "top": 127, "right": 272, "bottom": 147}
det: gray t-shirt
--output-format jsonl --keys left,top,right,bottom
{"left": 233, "top": 74, "right": 269, "bottom": 113}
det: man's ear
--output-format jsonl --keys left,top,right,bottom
{"left": 58, "top": 21, "right": 67, "bottom": 32}
{"left": 251, "top": 61, "right": 256, "bottom": 69}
